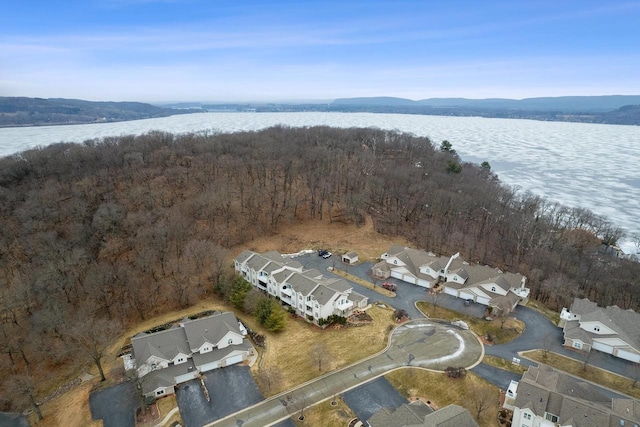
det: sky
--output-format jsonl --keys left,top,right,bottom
{"left": 1, "top": 0, "right": 639, "bottom": 103}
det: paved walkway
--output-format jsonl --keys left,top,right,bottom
{"left": 205, "top": 319, "right": 483, "bottom": 427}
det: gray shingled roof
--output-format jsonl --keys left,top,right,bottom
{"left": 368, "top": 401, "right": 477, "bottom": 427}
{"left": 182, "top": 311, "right": 242, "bottom": 351}
{"left": 570, "top": 297, "right": 599, "bottom": 315}
{"left": 191, "top": 341, "right": 251, "bottom": 369}
{"left": 141, "top": 358, "right": 196, "bottom": 394}
{"left": 311, "top": 284, "right": 339, "bottom": 305}
{"left": 344, "top": 251, "right": 358, "bottom": 258}
{"left": 272, "top": 269, "right": 293, "bottom": 283}
{"left": 246, "top": 254, "right": 270, "bottom": 271}
{"left": 515, "top": 366, "right": 640, "bottom": 427}
{"left": 564, "top": 298, "right": 640, "bottom": 353}
{"left": 132, "top": 327, "right": 190, "bottom": 364}
{"left": 368, "top": 400, "right": 433, "bottom": 427}
{"left": 348, "top": 291, "right": 367, "bottom": 303}
{"left": 422, "top": 404, "right": 478, "bottom": 427}
{"left": 287, "top": 273, "right": 319, "bottom": 296}
{"left": 324, "top": 278, "right": 352, "bottom": 293}
{"left": 235, "top": 250, "right": 255, "bottom": 264}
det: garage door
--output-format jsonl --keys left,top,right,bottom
{"left": 417, "top": 279, "right": 430, "bottom": 288}
{"left": 616, "top": 349, "right": 640, "bottom": 363}
{"left": 225, "top": 354, "right": 244, "bottom": 367}
{"left": 444, "top": 286, "right": 457, "bottom": 297}
{"left": 459, "top": 291, "right": 475, "bottom": 301}
{"left": 175, "top": 370, "right": 199, "bottom": 384}
{"left": 199, "top": 360, "right": 220, "bottom": 372}
{"left": 592, "top": 341, "right": 614, "bottom": 355}
{"left": 476, "top": 296, "right": 491, "bottom": 305}
{"left": 403, "top": 275, "right": 416, "bottom": 284}
{"left": 391, "top": 271, "right": 403, "bottom": 280}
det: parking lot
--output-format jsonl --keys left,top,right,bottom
{"left": 89, "top": 381, "right": 137, "bottom": 427}
{"left": 176, "top": 365, "right": 264, "bottom": 427}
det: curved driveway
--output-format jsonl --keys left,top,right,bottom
{"left": 206, "top": 320, "right": 483, "bottom": 427}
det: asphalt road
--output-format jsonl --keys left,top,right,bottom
{"left": 206, "top": 320, "right": 483, "bottom": 426}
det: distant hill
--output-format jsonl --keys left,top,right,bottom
{"left": 333, "top": 95, "right": 640, "bottom": 113}
{"left": 330, "top": 96, "right": 640, "bottom": 125}
{"left": 0, "top": 97, "right": 197, "bottom": 127}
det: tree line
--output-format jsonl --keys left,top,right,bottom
{"left": 0, "top": 126, "right": 638, "bottom": 415}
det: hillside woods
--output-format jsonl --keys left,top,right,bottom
{"left": 0, "top": 126, "right": 638, "bottom": 414}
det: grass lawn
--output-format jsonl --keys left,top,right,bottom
{"left": 526, "top": 299, "right": 561, "bottom": 325}
{"left": 255, "top": 304, "right": 398, "bottom": 395}
{"left": 524, "top": 350, "right": 640, "bottom": 399}
{"left": 292, "top": 396, "right": 356, "bottom": 427}
{"left": 482, "top": 355, "right": 527, "bottom": 375}
{"left": 416, "top": 301, "right": 524, "bottom": 344}
{"left": 386, "top": 368, "right": 500, "bottom": 427}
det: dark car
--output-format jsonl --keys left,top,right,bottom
{"left": 318, "top": 249, "right": 328, "bottom": 256}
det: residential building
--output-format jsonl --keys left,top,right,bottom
{"left": 368, "top": 401, "right": 478, "bottom": 427}
{"left": 234, "top": 250, "right": 368, "bottom": 325}
{"left": 559, "top": 297, "right": 640, "bottom": 363}
{"left": 374, "top": 245, "right": 529, "bottom": 313}
{"left": 130, "top": 311, "right": 252, "bottom": 398}
{"left": 508, "top": 365, "right": 640, "bottom": 427}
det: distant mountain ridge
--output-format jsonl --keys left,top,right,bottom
{"left": 332, "top": 95, "right": 640, "bottom": 113}
{"left": 0, "top": 97, "right": 195, "bottom": 127}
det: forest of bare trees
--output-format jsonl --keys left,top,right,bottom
{"left": 0, "top": 126, "right": 638, "bottom": 414}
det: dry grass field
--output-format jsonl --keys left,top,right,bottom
{"left": 417, "top": 301, "right": 524, "bottom": 344}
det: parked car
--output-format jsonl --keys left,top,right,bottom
{"left": 382, "top": 282, "right": 397, "bottom": 291}
{"left": 318, "top": 249, "right": 328, "bottom": 256}
{"left": 322, "top": 251, "right": 332, "bottom": 259}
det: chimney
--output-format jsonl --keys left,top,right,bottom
{"left": 443, "top": 252, "right": 460, "bottom": 276}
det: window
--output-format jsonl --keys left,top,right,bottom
{"left": 156, "top": 389, "right": 165, "bottom": 396}
{"left": 574, "top": 341, "right": 582, "bottom": 349}
{"left": 177, "top": 357, "right": 184, "bottom": 363}
{"left": 545, "top": 413, "right": 558, "bottom": 422}
{"left": 228, "top": 338, "right": 233, "bottom": 345}
{"left": 594, "top": 326, "right": 600, "bottom": 331}
{"left": 394, "top": 260, "right": 397, "bottom": 264}
{"left": 491, "top": 286, "right": 496, "bottom": 292}
{"left": 523, "top": 413, "right": 531, "bottom": 420}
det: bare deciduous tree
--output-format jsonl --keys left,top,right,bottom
{"left": 310, "top": 342, "right": 331, "bottom": 372}
{"left": 66, "top": 314, "right": 123, "bottom": 381}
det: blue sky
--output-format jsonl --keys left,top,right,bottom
{"left": 1, "top": 0, "right": 639, "bottom": 102}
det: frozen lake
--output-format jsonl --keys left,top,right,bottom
{"left": 1, "top": 112, "right": 638, "bottom": 253}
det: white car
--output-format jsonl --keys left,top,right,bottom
{"left": 322, "top": 251, "right": 332, "bottom": 259}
